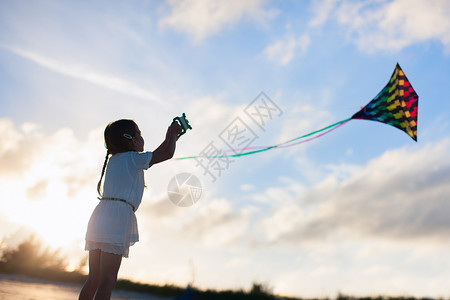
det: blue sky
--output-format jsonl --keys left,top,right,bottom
{"left": 1, "top": 0, "right": 450, "bottom": 297}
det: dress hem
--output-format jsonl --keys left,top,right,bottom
{"left": 85, "top": 240, "right": 136, "bottom": 258}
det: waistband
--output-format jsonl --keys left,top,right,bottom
{"left": 98, "top": 197, "right": 136, "bottom": 212}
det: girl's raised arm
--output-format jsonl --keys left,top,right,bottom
{"left": 148, "top": 122, "right": 182, "bottom": 167}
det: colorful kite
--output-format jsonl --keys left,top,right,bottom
{"left": 177, "top": 63, "right": 418, "bottom": 160}
{"left": 352, "top": 63, "right": 418, "bottom": 141}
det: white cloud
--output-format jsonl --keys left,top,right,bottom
{"left": 224, "top": 256, "right": 251, "bottom": 269}
{"left": 308, "top": 0, "right": 339, "bottom": 27}
{"left": 335, "top": 0, "right": 450, "bottom": 52}
{"left": 0, "top": 118, "right": 105, "bottom": 264}
{"left": 257, "top": 138, "right": 450, "bottom": 245}
{"left": 1, "top": 45, "right": 165, "bottom": 105}
{"left": 142, "top": 195, "right": 255, "bottom": 248}
{"left": 0, "top": 119, "right": 37, "bottom": 175}
{"left": 264, "top": 34, "right": 311, "bottom": 65}
{"left": 159, "top": 0, "right": 276, "bottom": 42}
{"left": 0, "top": 118, "right": 103, "bottom": 200}
{"left": 275, "top": 103, "right": 333, "bottom": 145}
{"left": 240, "top": 183, "right": 255, "bottom": 191}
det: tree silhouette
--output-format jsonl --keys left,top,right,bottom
{"left": 0, "top": 235, "right": 67, "bottom": 277}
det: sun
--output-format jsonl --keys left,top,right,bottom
{"left": 5, "top": 180, "right": 95, "bottom": 251}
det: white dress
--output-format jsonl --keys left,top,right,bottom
{"left": 85, "top": 151, "right": 153, "bottom": 257}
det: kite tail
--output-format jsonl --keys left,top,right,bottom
{"left": 272, "top": 117, "right": 352, "bottom": 149}
{"left": 175, "top": 118, "right": 352, "bottom": 160}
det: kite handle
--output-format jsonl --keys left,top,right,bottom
{"left": 173, "top": 113, "right": 192, "bottom": 136}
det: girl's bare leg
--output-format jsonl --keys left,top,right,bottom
{"left": 94, "top": 251, "right": 122, "bottom": 300}
{"left": 79, "top": 249, "right": 101, "bottom": 300}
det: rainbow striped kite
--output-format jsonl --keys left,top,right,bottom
{"left": 352, "top": 63, "right": 418, "bottom": 141}
{"left": 177, "top": 63, "right": 418, "bottom": 160}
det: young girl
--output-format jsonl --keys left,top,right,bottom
{"left": 79, "top": 119, "right": 182, "bottom": 300}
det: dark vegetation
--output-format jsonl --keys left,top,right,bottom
{"left": 0, "top": 235, "right": 85, "bottom": 283}
{"left": 0, "top": 236, "right": 286, "bottom": 299}
{"left": 0, "top": 236, "right": 446, "bottom": 300}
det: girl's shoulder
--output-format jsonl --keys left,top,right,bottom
{"left": 113, "top": 151, "right": 153, "bottom": 170}
{"left": 112, "top": 151, "right": 150, "bottom": 157}
{"left": 121, "top": 151, "right": 152, "bottom": 157}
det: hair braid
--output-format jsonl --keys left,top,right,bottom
{"left": 97, "top": 150, "right": 110, "bottom": 197}
{"left": 97, "top": 119, "right": 138, "bottom": 196}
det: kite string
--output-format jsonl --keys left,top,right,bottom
{"left": 272, "top": 118, "right": 351, "bottom": 149}
{"left": 225, "top": 117, "right": 352, "bottom": 153}
{"left": 175, "top": 118, "right": 352, "bottom": 160}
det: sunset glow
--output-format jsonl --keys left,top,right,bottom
{"left": 1, "top": 0, "right": 450, "bottom": 298}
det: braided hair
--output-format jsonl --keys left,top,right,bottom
{"left": 97, "top": 119, "right": 138, "bottom": 197}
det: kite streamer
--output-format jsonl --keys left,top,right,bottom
{"left": 176, "top": 118, "right": 352, "bottom": 160}
{"left": 176, "top": 63, "right": 418, "bottom": 160}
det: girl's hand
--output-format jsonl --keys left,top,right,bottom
{"left": 167, "top": 121, "right": 183, "bottom": 139}
{"left": 150, "top": 122, "right": 182, "bottom": 167}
